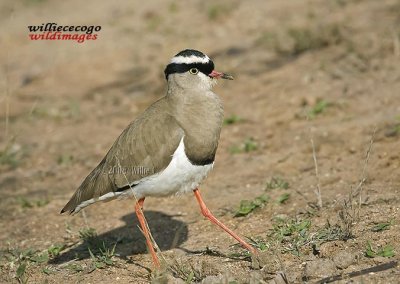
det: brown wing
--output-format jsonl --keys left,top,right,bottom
{"left": 61, "top": 98, "right": 183, "bottom": 214}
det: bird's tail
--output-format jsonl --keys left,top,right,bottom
{"left": 60, "top": 160, "right": 115, "bottom": 214}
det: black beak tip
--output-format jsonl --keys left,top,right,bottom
{"left": 222, "top": 73, "right": 234, "bottom": 80}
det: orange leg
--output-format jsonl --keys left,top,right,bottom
{"left": 134, "top": 198, "right": 160, "bottom": 268}
{"left": 193, "top": 188, "right": 258, "bottom": 254}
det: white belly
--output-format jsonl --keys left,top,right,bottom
{"left": 124, "top": 138, "right": 213, "bottom": 198}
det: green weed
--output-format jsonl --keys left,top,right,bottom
{"left": 168, "top": 258, "right": 206, "bottom": 283}
{"left": 42, "top": 266, "right": 55, "bottom": 275}
{"left": 0, "top": 140, "right": 22, "bottom": 168}
{"left": 266, "top": 177, "right": 289, "bottom": 190}
{"left": 385, "top": 123, "right": 400, "bottom": 137}
{"left": 30, "top": 252, "right": 49, "bottom": 263}
{"left": 223, "top": 114, "right": 243, "bottom": 125}
{"left": 207, "top": 4, "right": 234, "bottom": 21}
{"left": 47, "top": 244, "right": 66, "bottom": 258}
{"left": 143, "top": 11, "right": 163, "bottom": 31}
{"left": 16, "top": 197, "right": 49, "bottom": 209}
{"left": 57, "top": 153, "right": 74, "bottom": 166}
{"left": 4, "top": 247, "right": 55, "bottom": 283}
{"left": 307, "top": 99, "right": 330, "bottom": 118}
{"left": 371, "top": 221, "right": 392, "bottom": 232}
{"left": 79, "top": 227, "right": 97, "bottom": 241}
{"left": 255, "top": 31, "right": 279, "bottom": 49}
{"left": 68, "top": 100, "right": 80, "bottom": 118}
{"left": 314, "top": 221, "right": 350, "bottom": 243}
{"left": 88, "top": 241, "right": 116, "bottom": 270}
{"left": 284, "top": 24, "right": 342, "bottom": 56}
{"left": 258, "top": 24, "right": 343, "bottom": 56}
{"left": 16, "top": 262, "right": 28, "bottom": 284}
{"left": 277, "top": 193, "right": 290, "bottom": 204}
{"left": 247, "top": 236, "right": 269, "bottom": 251}
{"left": 234, "top": 194, "right": 269, "bottom": 217}
{"left": 230, "top": 137, "right": 257, "bottom": 154}
{"left": 78, "top": 227, "right": 117, "bottom": 270}
{"left": 30, "top": 100, "right": 80, "bottom": 120}
{"left": 66, "top": 263, "right": 83, "bottom": 273}
{"left": 168, "top": 2, "right": 178, "bottom": 13}
{"left": 269, "top": 217, "right": 312, "bottom": 255}
{"left": 365, "top": 241, "right": 395, "bottom": 258}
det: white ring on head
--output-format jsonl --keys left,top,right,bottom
{"left": 170, "top": 55, "right": 210, "bottom": 64}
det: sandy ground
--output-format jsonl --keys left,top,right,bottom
{"left": 1, "top": 0, "right": 399, "bottom": 283}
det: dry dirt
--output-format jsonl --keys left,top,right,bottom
{"left": 1, "top": 0, "right": 400, "bottom": 283}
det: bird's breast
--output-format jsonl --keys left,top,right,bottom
{"left": 123, "top": 138, "right": 213, "bottom": 198}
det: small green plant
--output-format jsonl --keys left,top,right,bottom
{"left": 30, "top": 252, "right": 49, "bottom": 263}
{"left": 47, "top": 244, "right": 66, "bottom": 258}
{"left": 57, "top": 153, "right": 73, "bottom": 166}
{"left": 68, "top": 100, "right": 80, "bottom": 118}
{"left": 42, "top": 267, "right": 55, "bottom": 275}
{"left": 36, "top": 199, "right": 49, "bottom": 207}
{"left": 243, "top": 138, "right": 258, "bottom": 152}
{"left": 385, "top": 120, "right": 400, "bottom": 137}
{"left": 270, "top": 217, "right": 312, "bottom": 255}
{"left": 255, "top": 31, "right": 279, "bottom": 49}
{"left": 280, "top": 24, "right": 342, "bottom": 56}
{"left": 79, "top": 227, "right": 105, "bottom": 253}
{"left": 17, "top": 197, "right": 34, "bottom": 208}
{"left": 230, "top": 137, "right": 258, "bottom": 154}
{"left": 88, "top": 242, "right": 116, "bottom": 270}
{"left": 266, "top": 177, "right": 289, "bottom": 190}
{"left": 0, "top": 140, "right": 22, "bottom": 168}
{"left": 223, "top": 114, "right": 243, "bottom": 125}
{"left": 143, "top": 11, "right": 163, "bottom": 31}
{"left": 16, "top": 262, "right": 28, "bottom": 284}
{"left": 66, "top": 263, "right": 83, "bottom": 273}
{"left": 307, "top": 99, "right": 330, "bottom": 118}
{"left": 314, "top": 221, "right": 350, "bottom": 243}
{"left": 277, "top": 193, "right": 290, "bottom": 204}
{"left": 5, "top": 247, "right": 54, "bottom": 283}
{"left": 234, "top": 194, "right": 269, "bottom": 217}
{"left": 207, "top": 4, "right": 233, "bottom": 21}
{"left": 371, "top": 221, "right": 392, "bottom": 232}
{"left": 272, "top": 218, "right": 311, "bottom": 239}
{"left": 168, "top": 258, "right": 206, "bottom": 283}
{"left": 16, "top": 197, "right": 49, "bottom": 209}
{"left": 168, "top": 2, "right": 178, "bottom": 13}
{"left": 392, "top": 124, "right": 400, "bottom": 135}
{"left": 78, "top": 227, "right": 117, "bottom": 270}
{"left": 247, "top": 236, "right": 269, "bottom": 251}
{"left": 79, "top": 227, "right": 97, "bottom": 241}
{"left": 365, "top": 241, "right": 395, "bottom": 258}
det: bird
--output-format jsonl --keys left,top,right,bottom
{"left": 61, "top": 49, "right": 257, "bottom": 267}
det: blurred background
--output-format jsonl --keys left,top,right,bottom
{"left": 1, "top": 0, "right": 399, "bottom": 283}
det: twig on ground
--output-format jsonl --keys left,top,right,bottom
{"left": 351, "top": 127, "right": 376, "bottom": 217}
{"left": 311, "top": 137, "right": 323, "bottom": 208}
{"left": 81, "top": 210, "right": 90, "bottom": 228}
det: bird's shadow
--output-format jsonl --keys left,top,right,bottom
{"left": 50, "top": 211, "right": 188, "bottom": 264}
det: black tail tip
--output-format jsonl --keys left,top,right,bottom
{"left": 60, "top": 208, "right": 75, "bottom": 215}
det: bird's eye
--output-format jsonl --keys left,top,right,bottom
{"left": 189, "top": 68, "right": 199, "bottom": 75}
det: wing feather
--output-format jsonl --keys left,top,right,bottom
{"left": 61, "top": 98, "right": 183, "bottom": 214}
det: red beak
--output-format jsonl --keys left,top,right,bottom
{"left": 209, "top": 70, "right": 234, "bottom": 80}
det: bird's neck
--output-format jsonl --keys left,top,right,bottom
{"left": 167, "top": 88, "right": 224, "bottom": 165}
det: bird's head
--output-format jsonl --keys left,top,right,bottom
{"left": 164, "top": 49, "right": 233, "bottom": 91}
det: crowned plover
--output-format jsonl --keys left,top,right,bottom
{"left": 61, "top": 49, "right": 257, "bottom": 267}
